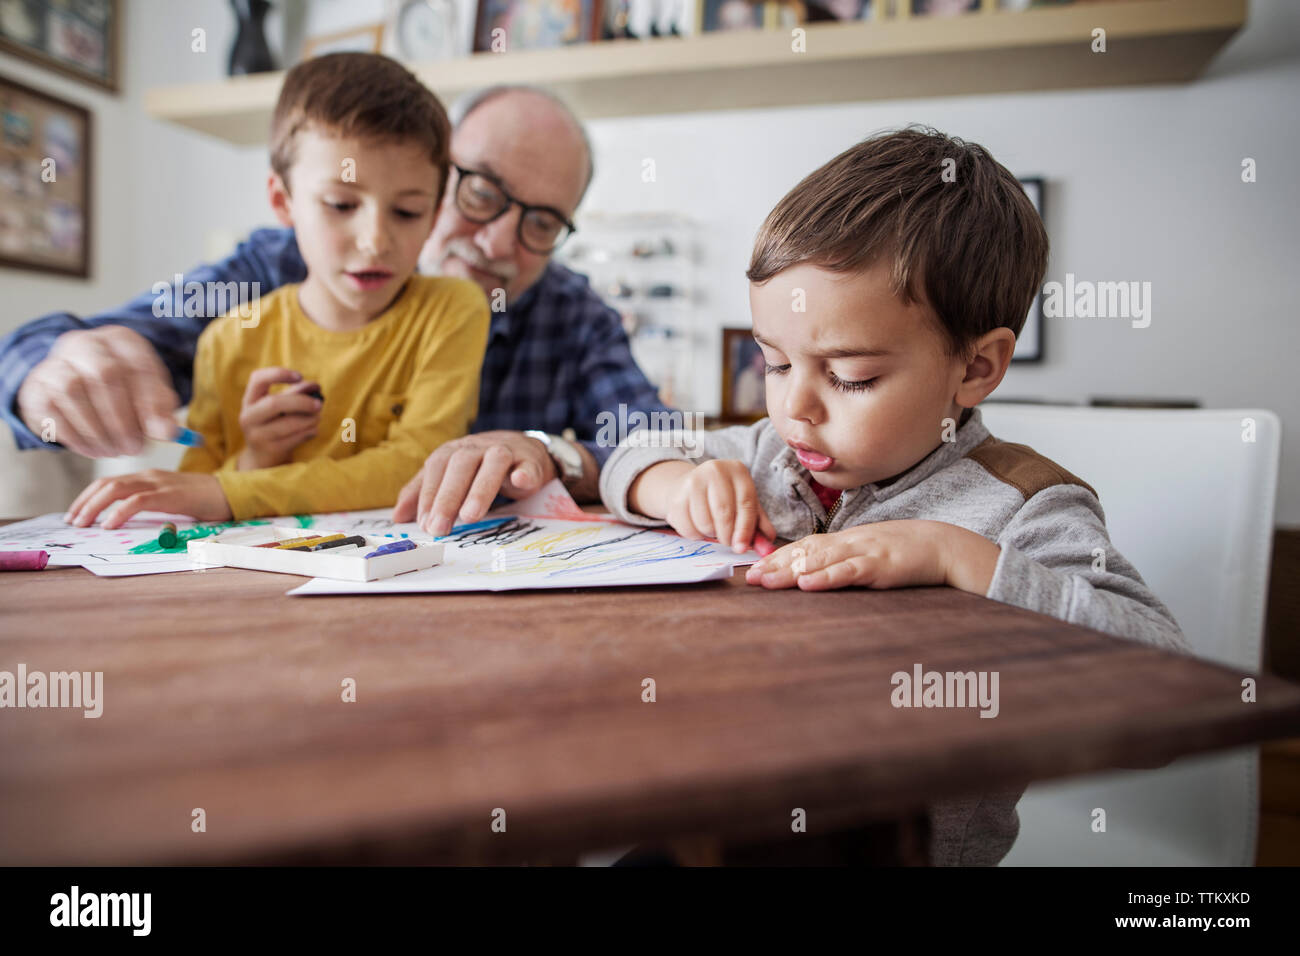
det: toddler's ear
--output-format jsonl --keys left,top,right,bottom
{"left": 955, "top": 327, "right": 1017, "bottom": 407}
{"left": 266, "top": 171, "right": 293, "bottom": 227}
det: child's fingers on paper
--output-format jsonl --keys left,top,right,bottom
{"left": 241, "top": 367, "right": 301, "bottom": 406}
{"left": 68, "top": 477, "right": 142, "bottom": 527}
{"left": 706, "top": 479, "right": 737, "bottom": 550}
{"left": 686, "top": 481, "right": 715, "bottom": 540}
{"left": 101, "top": 491, "right": 162, "bottom": 530}
{"left": 65, "top": 476, "right": 111, "bottom": 523}
{"left": 665, "top": 499, "right": 699, "bottom": 541}
{"left": 730, "top": 475, "right": 766, "bottom": 552}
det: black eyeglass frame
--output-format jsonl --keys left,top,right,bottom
{"left": 451, "top": 164, "right": 578, "bottom": 254}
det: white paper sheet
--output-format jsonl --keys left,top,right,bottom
{"left": 0, "top": 509, "right": 386, "bottom": 577}
{"left": 287, "top": 515, "right": 751, "bottom": 595}
{"left": 4, "top": 481, "right": 759, "bottom": 587}
{"left": 287, "top": 480, "right": 758, "bottom": 595}
{"left": 0, "top": 512, "right": 218, "bottom": 576}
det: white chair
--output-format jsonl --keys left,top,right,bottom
{"left": 977, "top": 403, "right": 1281, "bottom": 866}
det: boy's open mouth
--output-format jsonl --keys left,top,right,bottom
{"left": 345, "top": 268, "right": 394, "bottom": 290}
{"left": 789, "top": 440, "right": 835, "bottom": 472}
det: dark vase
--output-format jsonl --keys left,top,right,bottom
{"left": 228, "top": 0, "right": 275, "bottom": 76}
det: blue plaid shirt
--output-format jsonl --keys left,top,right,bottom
{"left": 0, "top": 227, "right": 673, "bottom": 465}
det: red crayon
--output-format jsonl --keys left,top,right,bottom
{"left": 752, "top": 533, "right": 776, "bottom": 557}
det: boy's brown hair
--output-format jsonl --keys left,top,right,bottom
{"left": 747, "top": 126, "right": 1048, "bottom": 357}
{"left": 270, "top": 52, "right": 451, "bottom": 200}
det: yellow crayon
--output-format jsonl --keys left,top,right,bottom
{"left": 276, "top": 533, "right": 347, "bottom": 551}
{"left": 254, "top": 534, "right": 326, "bottom": 550}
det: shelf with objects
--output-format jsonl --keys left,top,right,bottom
{"left": 144, "top": 0, "right": 1245, "bottom": 145}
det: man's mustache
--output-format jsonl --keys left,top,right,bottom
{"left": 430, "top": 238, "right": 519, "bottom": 283}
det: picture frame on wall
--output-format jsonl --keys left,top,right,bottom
{"left": 0, "top": 0, "right": 119, "bottom": 92}
{"left": 720, "top": 327, "right": 767, "bottom": 423}
{"left": 474, "top": 0, "right": 603, "bottom": 53}
{"left": 0, "top": 74, "right": 91, "bottom": 278}
{"left": 1014, "top": 176, "right": 1044, "bottom": 363}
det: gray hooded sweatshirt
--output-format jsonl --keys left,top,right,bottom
{"left": 598, "top": 406, "right": 1187, "bottom": 865}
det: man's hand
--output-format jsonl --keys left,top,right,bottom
{"left": 17, "top": 326, "right": 180, "bottom": 457}
{"left": 236, "top": 367, "right": 322, "bottom": 470}
{"left": 639, "top": 458, "right": 776, "bottom": 555}
{"left": 745, "top": 519, "right": 1000, "bottom": 594}
{"left": 392, "top": 430, "right": 560, "bottom": 536}
{"left": 65, "top": 469, "right": 232, "bottom": 529}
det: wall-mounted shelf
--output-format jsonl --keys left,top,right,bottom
{"left": 145, "top": 0, "right": 1245, "bottom": 146}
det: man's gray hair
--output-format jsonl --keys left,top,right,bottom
{"left": 450, "top": 84, "right": 595, "bottom": 200}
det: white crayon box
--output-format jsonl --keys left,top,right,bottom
{"left": 188, "top": 527, "right": 443, "bottom": 582}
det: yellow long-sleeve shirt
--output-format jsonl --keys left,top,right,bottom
{"left": 178, "top": 276, "right": 489, "bottom": 519}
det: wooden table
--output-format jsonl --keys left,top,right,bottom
{"left": 2, "top": 553, "right": 1299, "bottom": 866}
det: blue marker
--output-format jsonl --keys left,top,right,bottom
{"left": 363, "top": 539, "right": 418, "bottom": 558}
{"left": 435, "top": 516, "right": 512, "bottom": 539}
{"left": 174, "top": 427, "right": 204, "bottom": 447}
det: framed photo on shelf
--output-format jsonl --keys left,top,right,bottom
{"left": 0, "top": 0, "right": 119, "bottom": 92}
{"left": 721, "top": 327, "right": 767, "bottom": 423}
{"left": 698, "top": 0, "right": 764, "bottom": 31}
{"left": 1013, "top": 176, "right": 1044, "bottom": 363}
{"left": 474, "top": 0, "right": 603, "bottom": 53}
{"left": 0, "top": 74, "right": 91, "bottom": 277}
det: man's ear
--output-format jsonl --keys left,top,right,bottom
{"left": 267, "top": 171, "right": 293, "bottom": 227}
{"left": 954, "top": 327, "right": 1017, "bottom": 408}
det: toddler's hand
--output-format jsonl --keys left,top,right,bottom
{"left": 65, "top": 469, "right": 232, "bottom": 529}
{"left": 663, "top": 459, "right": 777, "bottom": 554}
{"left": 745, "top": 519, "right": 999, "bottom": 593}
{"left": 236, "top": 367, "right": 322, "bottom": 470}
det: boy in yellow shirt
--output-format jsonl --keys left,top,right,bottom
{"left": 66, "top": 53, "right": 488, "bottom": 525}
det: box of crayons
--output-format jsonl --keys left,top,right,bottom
{"left": 187, "top": 526, "right": 443, "bottom": 582}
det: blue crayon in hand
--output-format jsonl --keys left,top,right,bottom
{"left": 363, "top": 539, "right": 417, "bottom": 558}
{"left": 174, "top": 427, "right": 204, "bottom": 447}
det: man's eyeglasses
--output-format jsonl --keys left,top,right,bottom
{"left": 452, "top": 165, "right": 577, "bottom": 255}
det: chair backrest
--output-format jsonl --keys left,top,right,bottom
{"left": 976, "top": 404, "right": 1280, "bottom": 670}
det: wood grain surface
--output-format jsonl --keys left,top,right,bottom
{"left": 2, "top": 557, "right": 1299, "bottom": 865}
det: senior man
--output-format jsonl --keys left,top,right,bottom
{"left": 0, "top": 84, "right": 673, "bottom": 535}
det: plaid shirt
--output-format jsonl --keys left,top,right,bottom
{"left": 0, "top": 227, "right": 673, "bottom": 465}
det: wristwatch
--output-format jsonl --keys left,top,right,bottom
{"left": 524, "top": 430, "right": 584, "bottom": 488}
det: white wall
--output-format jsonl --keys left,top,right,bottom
{"left": 2, "top": 0, "right": 1297, "bottom": 524}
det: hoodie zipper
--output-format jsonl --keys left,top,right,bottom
{"left": 815, "top": 493, "right": 843, "bottom": 534}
